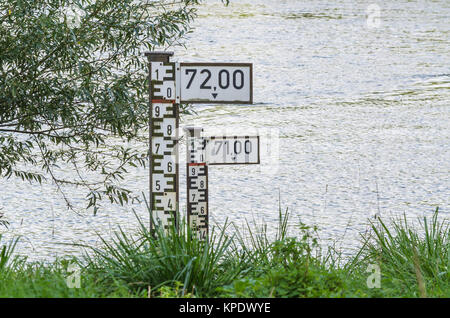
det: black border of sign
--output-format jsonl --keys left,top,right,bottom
{"left": 179, "top": 63, "right": 253, "bottom": 104}
{"left": 205, "top": 136, "right": 260, "bottom": 165}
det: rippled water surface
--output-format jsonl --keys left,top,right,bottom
{"left": 1, "top": 0, "right": 449, "bottom": 261}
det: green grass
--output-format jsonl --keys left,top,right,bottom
{"left": 0, "top": 258, "right": 137, "bottom": 297}
{"left": 79, "top": 210, "right": 246, "bottom": 297}
{"left": 0, "top": 207, "right": 448, "bottom": 298}
{"left": 354, "top": 208, "right": 450, "bottom": 297}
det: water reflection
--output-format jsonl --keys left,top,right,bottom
{"left": 1, "top": 0, "right": 448, "bottom": 261}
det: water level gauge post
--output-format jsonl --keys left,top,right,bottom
{"left": 184, "top": 126, "right": 208, "bottom": 241}
{"left": 146, "top": 51, "right": 179, "bottom": 235}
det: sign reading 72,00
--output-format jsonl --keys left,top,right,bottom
{"left": 180, "top": 63, "right": 253, "bottom": 104}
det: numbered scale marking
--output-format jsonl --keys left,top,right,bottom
{"left": 205, "top": 136, "right": 260, "bottom": 165}
{"left": 185, "top": 129, "right": 208, "bottom": 240}
{"left": 146, "top": 51, "right": 258, "bottom": 241}
{"left": 150, "top": 61, "right": 178, "bottom": 232}
{"left": 180, "top": 63, "right": 252, "bottom": 104}
{"left": 151, "top": 61, "right": 176, "bottom": 102}
{"left": 187, "top": 163, "right": 208, "bottom": 240}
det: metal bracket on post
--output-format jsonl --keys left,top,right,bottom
{"left": 184, "top": 126, "right": 208, "bottom": 241}
{"left": 145, "top": 51, "right": 179, "bottom": 235}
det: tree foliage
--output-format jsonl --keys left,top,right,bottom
{"left": 0, "top": 0, "right": 203, "bottom": 213}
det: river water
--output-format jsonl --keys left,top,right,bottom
{"left": 1, "top": 0, "right": 449, "bottom": 261}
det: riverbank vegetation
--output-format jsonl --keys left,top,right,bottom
{"left": 0, "top": 0, "right": 208, "bottom": 214}
{"left": 0, "top": 207, "right": 448, "bottom": 298}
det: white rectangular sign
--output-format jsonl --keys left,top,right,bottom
{"left": 180, "top": 63, "right": 253, "bottom": 104}
{"left": 204, "top": 136, "right": 259, "bottom": 165}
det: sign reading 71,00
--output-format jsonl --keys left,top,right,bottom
{"left": 179, "top": 63, "right": 253, "bottom": 104}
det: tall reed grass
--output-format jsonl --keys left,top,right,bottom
{"left": 356, "top": 208, "right": 449, "bottom": 297}
{"left": 80, "top": 207, "right": 248, "bottom": 297}
{"left": 0, "top": 204, "right": 448, "bottom": 297}
{"left": 0, "top": 234, "right": 21, "bottom": 275}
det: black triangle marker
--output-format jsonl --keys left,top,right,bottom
{"left": 212, "top": 93, "right": 218, "bottom": 99}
